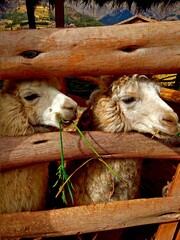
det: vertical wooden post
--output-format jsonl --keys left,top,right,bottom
{"left": 55, "top": 0, "right": 64, "bottom": 28}
{"left": 26, "top": 0, "right": 36, "bottom": 29}
{"left": 55, "top": 0, "right": 66, "bottom": 94}
{"left": 155, "top": 164, "right": 180, "bottom": 240}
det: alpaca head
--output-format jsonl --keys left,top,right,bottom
{"left": 89, "top": 74, "right": 179, "bottom": 138}
{"left": 0, "top": 79, "right": 77, "bottom": 135}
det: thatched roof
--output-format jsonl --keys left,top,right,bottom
{"left": 116, "top": 14, "right": 158, "bottom": 24}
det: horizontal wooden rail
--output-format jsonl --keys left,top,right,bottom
{"left": 0, "top": 197, "right": 180, "bottom": 238}
{"left": 0, "top": 131, "right": 180, "bottom": 171}
{"left": 0, "top": 21, "right": 180, "bottom": 79}
{"left": 161, "top": 88, "right": 180, "bottom": 103}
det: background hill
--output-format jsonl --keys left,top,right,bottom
{"left": 99, "top": 2, "right": 180, "bottom": 25}
{"left": 0, "top": 0, "right": 179, "bottom": 30}
{"left": 99, "top": 9, "right": 133, "bottom": 25}
{"left": 64, "top": 5, "right": 104, "bottom": 27}
{"left": 0, "top": 3, "right": 103, "bottom": 30}
{"left": 69, "top": 1, "right": 180, "bottom": 23}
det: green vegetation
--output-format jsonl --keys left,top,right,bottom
{"left": 3, "top": 8, "right": 27, "bottom": 28}
{"left": 0, "top": 5, "right": 103, "bottom": 29}
{"left": 55, "top": 119, "right": 128, "bottom": 204}
{"left": 64, "top": 6, "right": 103, "bottom": 27}
{"left": 54, "top": 118, "right": 74, "bottom": 205}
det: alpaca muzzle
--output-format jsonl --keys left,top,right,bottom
{"left": 158, "top": 111, "right": 180, "bottom": 137}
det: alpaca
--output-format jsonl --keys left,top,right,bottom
{"left": 68, "top": 74, "right": 180, "bottom": 206}
{"left": 0, "top": 78, "right": 77, "bottom": 214}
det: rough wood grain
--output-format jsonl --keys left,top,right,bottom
{"left": 0, "top": 21, "right": 180, "bottom": 79}
{"left": 167, "top": 165, "right": 180, "bottom": 197}
{"left": 0, "top": 197, "right": 180, "bottom": 238}
{"left": 175, "top": 228, "right": 180, "bottom": 240}
{"left": 160, "top": 88, "right": 180, "bottom": 104}
{"left": 0, "top": 132, "right": 180, "bottom": 171}
{"left": 155, "top": 165, "right": 180, "bottom": 240}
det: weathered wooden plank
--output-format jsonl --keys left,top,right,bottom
{"left": 155, "top": 164, "right": 180, "bottom": 240}
{"left": 168, "top": 164, "right": 180, "bottom": 197}
{"left": 0, "top": 21, "right": 180, "bottom": 79}
{"left": 155, "top": 222, "right": 178, "bottom": 240}
{"left": 175, "top": 228, "right": 180, "bottom": 240}
{"left": 160, "top": 88, "right": 180, "bottom": 104}
{"left": 0, "top": 197, "right": 180, "bottom": 238}
{"left": 0, "top": 131, "right": 179, "bottom": 171}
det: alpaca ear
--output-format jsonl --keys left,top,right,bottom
{"left": 77, "top": 107, "right": 93, "bottom": 131}
{"left": 131, "top": 74, "right": 149, "bottom": 81}
{"left": 45, "top": 77, "right": 64, "bottom": 91}
{"left": 139, "top": 75, "right": 149, "bottom": 81}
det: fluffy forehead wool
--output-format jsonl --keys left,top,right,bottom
{"left": 0, "top": 78, "right": 63, "bottom": 94}
{"left": 112, "top": 75, "right": 161, "bottom": 95}
{"left": 88, "top": 74, "right": 161, "bottom": 106}
{"left": 111, "top": 74, "right": 158, "bottom": 89}
{"left": 93, "top": 75, "right": 159, "bottom": 95}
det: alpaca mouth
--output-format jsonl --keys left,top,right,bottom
{"left": 61, "top": 119, "right": 72, "bottom": 124}
{"left": 34, "top": 125, "right": 59, "bottom": 132}
{"left": 154, "top": 130, "right": 178, "bottom": 139}
{"left": 34, "top": 119, "right": 73, "bottom": 132}
{"left": 159, "top": 132, "right": 174, "bottom": 137}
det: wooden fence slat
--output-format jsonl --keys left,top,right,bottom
{"left": 0, "top": 197, "right": 180, "bottom": 238}
{"left": 155, "top": 222, "right": 179, "bottom": 240}
{"left": 160, "top": 88, "right": 180, "bottom": 103}
{"left": 155, "top": 164, "right": 180, "bottom": 240}
{"left": 0, "top": 21, "right": 180, "bottom": 79}
{"left": 0, "top": 132, "right": 180, "bottom": 171}
{"left": 175, "top": 228, "right": 180, "bottom": 240}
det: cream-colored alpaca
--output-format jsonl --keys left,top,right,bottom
{"left": 0, "top": 78, "right": 77, "bottom": 213}
{"left": 69, "top": 75, "right": 180, "bottom": 206}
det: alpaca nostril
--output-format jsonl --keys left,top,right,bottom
{"left": 63, "top": 100, "right": 77, "bottom": 113}
{"left": 64, "top": 105, "right": 77, "bottom": 114}
{"left": 162, "top": 114, "right": 178, "bottom": 125}
{"left": 61, "top": 99, "right": 78, "bottom": 122}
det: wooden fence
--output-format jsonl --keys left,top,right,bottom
{"left": 0, "top": 21, "right": 180, "bottom": 239}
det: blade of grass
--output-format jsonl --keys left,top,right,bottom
{"left": 72, "top": 121, "right": 128, "bottom": 187}
{"left": 97, "top": 157, "right": 128, "bottom": 187}
{"left": 56, "top": 158, "right": 94, "bottom": 198}
{"left": 55, "top": 119, "right": 129, "bottom": 203}
{"left": 55, "top": 118, "right": 74, "bottom": 204}
{"left": 71, "top": 121, "right": 101, "bottom": 158}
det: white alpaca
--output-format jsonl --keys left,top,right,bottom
{"left": 68, "top": 75, "right": 180, "bottom": 206}
{"left": 0, "top": 78, "right": 77, "bottom": 213}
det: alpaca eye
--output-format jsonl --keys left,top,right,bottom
{"left": 24, "top": 94, "right": 40, "bottom": 101}
{"left": 122, "top": 97, "right": 135, "bottom": 104}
